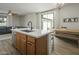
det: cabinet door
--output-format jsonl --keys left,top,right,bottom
{"left": 20, "top": 34, "right": 27, "bottom": 54}
{"left": 27, "top": 36, "right": 35, "bottom": 55}
{"left": 16, "top": 33, "right": 21, "bottom": 51}
{"left": 36, "top": 36, "right": 47, "bottom": 55}
{"left": 27, "top": 42, "right": 35, "bottom": 55}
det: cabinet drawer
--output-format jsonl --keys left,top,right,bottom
{"left": 27, "top": 36, "right": 35, "bottom": 43}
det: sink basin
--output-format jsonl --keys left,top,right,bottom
{"left": 21, "top": 30, "right": 33, "bottom": 32}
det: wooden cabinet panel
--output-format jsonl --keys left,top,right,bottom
{"left": 36, "top": 36, "right": 48, "bottom": 55}
{"left": 16, "top": 33, "right": 21, "bottom": 51}
{"left": 16, "top": 33, "right": 27, "bottom": 54}
{"left": 27, "top": 42, "right": 35, "bottom": 55}
{"left": 20, "top": 41, "right": 26, "bottom": 54}
{"left": 20, "top": 34, "right": 27, "bottom": 54}
{"left": 27, "top": 36, "right": 35, "bottom": 43}
{"left": 27, "top": 36, "right": 35, "bottom": 55}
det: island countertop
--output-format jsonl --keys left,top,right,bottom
{"left": 12, "top": 28, "right": 54, "bottom": 38}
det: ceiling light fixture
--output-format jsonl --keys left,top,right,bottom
{"left": 56, "top": 3, "right": 64, "bottom": 9}
{"left": 8, "top": 10, "right": 12, "bottom": 15}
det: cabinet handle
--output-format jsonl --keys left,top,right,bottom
{"left": 27, "top": 42, "right": 33, "bottom": 46}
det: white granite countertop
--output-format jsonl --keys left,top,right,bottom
{"left": 12, "top": 28, "right": 54, "bottom": 38}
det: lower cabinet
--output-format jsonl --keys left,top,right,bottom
{"left": 27, "top": 42, "right": 35, "bottom": 55}
{"left": 16, "top": 32, "right": 26, "bottom": 54}
{"left": 27, "top": 36, "right": 35, "bottom": 55}
{"left": 20, "top": 34, "right": 26, "bottom": 54}
{"left": 16, "top": 33, "right": 21, "bottom": 51}
{"left": 16, "top": 32, "right": 47, "bottom": 55}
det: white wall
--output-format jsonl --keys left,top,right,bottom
{"left": 7, "top": 15, "right": 21, "bottom": 27}
{"left": 12, "top": 15, "right": 21, "bottom": 27}
{"left": 7, "top": 15, "right": 12, "bottom": 26}
{"left": 59, "top": 4, "right": 79, "bottom": 29}
{"left": 19, "top": 15, "right": 25, "bottom": 27}
{"left": 20, "top": 13, "right": 37, "bottom": 29}
{"left": 36, "top": 13, "right": 42, "bottom": 29}
{"left": 53, "top": 9, "right": 61, "bottom": 29}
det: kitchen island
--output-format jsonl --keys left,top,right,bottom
{"left": 12, "top": 28, "right": 54, "bottom": 55}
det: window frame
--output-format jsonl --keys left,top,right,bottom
{"left": 0, "top": 15, "right": 7, "bottom": 26}
{"left": 41, "top": 12, "right": 54, "bottom": 30}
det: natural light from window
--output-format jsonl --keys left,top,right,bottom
{"left": 0, "top": 16, "right": 7, "bottom": 26}
{"left": 42, "top": 13, "right": 54, "bottom": 30}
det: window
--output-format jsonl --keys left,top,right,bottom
{"left": 0, "top": 16, "right": 7, "bottom": 26}
{"left": 41, "top": 13, "right": 54, "bottom": 30}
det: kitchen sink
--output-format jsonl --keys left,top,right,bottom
{"left": 21, "top": 30, "right": 33, "bottom": 32}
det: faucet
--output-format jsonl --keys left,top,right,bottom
{"left": 27, "top": 21, "right": 32, "bottom": 30}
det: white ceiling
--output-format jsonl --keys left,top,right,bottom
{"left": 0, "top": 3, "right": 65, "bottom": 15}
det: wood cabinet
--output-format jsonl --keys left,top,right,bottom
{"left": 27, "top": 36, "right": 35, "bottom": 55}
{"left": 20, "top": 34, "right": 26, "bottom": 54}
{"left": 16, "top": 33, "right": 21, "bottom": 51}
{"left": 27, "top": 42, "right": 35, "bottom": 55}
{"left": 16, "top": 32, "right": 48, "bottom": 55}
{"left": 16, "top": 33, "right": 26, "bottom": 54}
{"left": 36, "top": 36, "right": 47, "bottom": 55}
